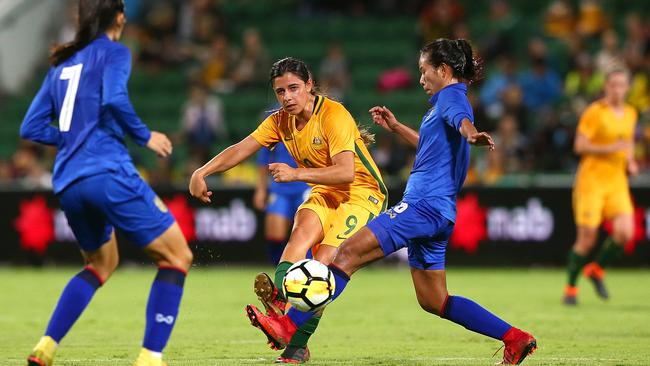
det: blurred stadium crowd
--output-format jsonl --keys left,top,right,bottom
{"left": 2, "top": 0, "right": 650, "bottom": 190}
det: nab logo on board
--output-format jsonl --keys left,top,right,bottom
{"left": 194, "top": 199, "right": 256, "bottom": 241}
{"left": 487, "top": 198, "right": 554, "bottom": 241}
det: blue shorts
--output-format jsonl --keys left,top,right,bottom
{"left": 367, "top": 199, "right": 454, "bottom": 270}
{"left": 266, "top": 189, "right": 309, "bottom": 220}
{"left": 58, "top": 170, "right": 175, "bottom": 252}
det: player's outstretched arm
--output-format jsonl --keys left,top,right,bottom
{"left": 369, "top": 106, "right": 419, "bottom": 147}
{"left": 459, "top": 119, "right": 495, "bottom": 151}
{"left": 190, "top": 136, "right": 263, "bottom": 203}
{"left": 269, "top": 150, "right": 355, "bottom": 185}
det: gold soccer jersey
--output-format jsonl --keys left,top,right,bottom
{"left": 250, "top": 95, "right": 387, "bottom": 211}
{"left": 573, "top": 100, "right": 637, "bottom": 227}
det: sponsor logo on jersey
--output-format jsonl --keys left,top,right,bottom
{"left": 312, "top": 136, "right": 323, "bottom": 146}
{"left": 368, "top": 196, "right": 379, "bottom": 205}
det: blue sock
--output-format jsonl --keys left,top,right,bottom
{"left": 143, "top": 267, "right": 186, "bottom": 352}
{"left": 442, "top": 295, "right": 512, "bottom": 340}
{"left": 267, "top": 240, "right": 286, "bottom": 265}
{"left": 45, "top": 267, "right": 103, "bottom": 343}
{"left": 287, "top": 264, "right": 350, "bottom": 327}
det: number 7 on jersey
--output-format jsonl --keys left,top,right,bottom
{"left": 59, "top": 64, "right": 83, "bottom": 132}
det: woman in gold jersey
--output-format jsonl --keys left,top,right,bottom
{"left": 563, "top": 68, "right": 639, "bottom": 305}
{"left": 189, "top": 57, "right": 386, "bottom": 362}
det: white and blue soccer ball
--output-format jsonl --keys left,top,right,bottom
{"left": 283, "top": 259, "right": 335, "bottom": 312}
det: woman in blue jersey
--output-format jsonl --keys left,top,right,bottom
{"left": 20, "top": 1, "right": 192, "bottom": 365}
{"left": 254, "top": 142, "right": 311, "bottom": 265}
{"left": 250, "top": 39, "right": 538, "bottom": 365}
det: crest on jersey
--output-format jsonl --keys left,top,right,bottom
{"left": 154, "top": 196, "right": 169, "bottom": 213}
{"left": 312, "top": 136, "right": 323, "bottom": 146}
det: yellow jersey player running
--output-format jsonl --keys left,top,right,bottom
{"left": 189, "top": 57, "right": 386, "bottom": 362}
{"left": 564, "top": 68, "right": 639, "bottom": 305}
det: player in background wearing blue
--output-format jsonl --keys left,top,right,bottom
{"left": 254, "top": 143, "right": 310, "bottom": 265}
{"left": 20, "top": 1, "right": 192, "bottom": 365}
{"left": 248, "top": 39, "right": 537, "bottom": 365}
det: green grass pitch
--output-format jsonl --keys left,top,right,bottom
{"left": 1, "top": 266, "right": 649, "bottom": 365}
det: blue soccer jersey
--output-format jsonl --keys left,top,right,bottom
{"left": 20, "top": 35, "right": 173, "bottom": 249}
{"left": 21, "top": 34, "right": 150, "bottom": 194}
{"left": 367, "top": 82, "right": 474, "bottom": 270}
{"left": 403, "top": 83, "right": 473, "bottom": 223}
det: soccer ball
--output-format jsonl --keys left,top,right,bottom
{"left": 283, "top": 259, "right": 335, "bottom": 312}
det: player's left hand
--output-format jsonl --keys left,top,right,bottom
{"left": 627, "top": 160, "right": 639, "bottom": 177}
{"left": 147, "top": 131, "right": 173, "bottom": 157}
{"left": 269, "top": 163, "right": 297, "bottom": 182}
{"left": 467, "top": 132, "right": 495, "bottom": 151}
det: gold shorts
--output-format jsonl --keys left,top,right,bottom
{"left": 298, "top": 191, "right": 382, "bottom": 248}
{"left": 573, "top": 185, "right": 633, "bottom": 227}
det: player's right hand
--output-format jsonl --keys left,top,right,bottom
{"left": 369, "top": 106, "right": 400, "bottom": 132}
{"left": 189, "top": 170, "right": 213, "bottom": 203}
{"left": 147, "top": 131, "right": 173, "bottom": 157}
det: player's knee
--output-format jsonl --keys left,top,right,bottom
{"left": 88, "top": 256, "right": 118, "bottom": 281}
{"left": 174, "top": 246, "right": 194, "bottom": 272}
{"left": 613, "top": 230, "right": 633, "bottom": 244}
{"left": 417, "top": 298, "right": 443, "bottom": 316}
{"left": 332, "top": 243, "right": 355, "bottom": 274}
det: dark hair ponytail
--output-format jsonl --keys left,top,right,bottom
{"left": 421, "top": 38, "right": 484, "bottom": 84}
{"left": 50, "top": 0, "right": 125, "bottom": 66}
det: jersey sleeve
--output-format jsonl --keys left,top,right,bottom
{"left": 440, "top": 89, "right": 473, "bottom": 130}
{"left": 256, "top": 146, "right": 271, "bottom": 166}
{"left": 322, "top": 103, "right": 356, "bottom": 157}
{"left": 102, "top": 45, "right": 151, "bottom": 146}
{"left": 20, "top": 71, "right": 62, "bottom": 146}
{"left": 576, "top": 104, "right": 599, "bottom": 139}
{"left": 250, "top": 113, "right": 281, "bottom": 148}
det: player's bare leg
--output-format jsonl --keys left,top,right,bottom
{"left": 134, "top": 223, "right": 192, "bottom": 366}
{"left": 247, "top": 227, "right": 379, "bottom": 351}
{"left": 273, "top": 244, "right": 336, "bottom": 363}
{"left": 564, "top": 226, "right": 598, "bottom": 305}
{"left": 254, "top": 209, "right": 324, "bottom": 317}
{"left": 27, "top": 233, "right": 118, "bottom": 366}
{"left": 411, "top": 268, "right": 536, "bottom": 364}
{"left": 144, "top": 222, "right": 193, "bottom": 272}
{"left": 410, "top": 269, "right": 448, "bottom": 315}
{"left": 332, "top": 227, "right": 386, "bottom": 275}
{"left": 583, "top": 214, "right": 633, "bottom": 301}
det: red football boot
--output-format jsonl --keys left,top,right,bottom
{"left": 499, "top": 327, "right": 537, "bottom": 365}
{"left": 246, "top": 304, "right": 297, "bottom": 350}
{"left": 563, "top": 285, "right": 578, "bottom": 306}
{"left": 583, "top": 262, "right": 609, "bottom": 300}
{"left": 254, "top": 272, "right": 289, "bottom": 317}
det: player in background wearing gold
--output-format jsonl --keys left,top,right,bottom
{"left": 189, "top": 57, "right": 386, "bottom": 363}
{"left": 564, "top": 68, "right": 639, "bottom": 305}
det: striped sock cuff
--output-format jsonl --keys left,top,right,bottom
{"left": 79, "top": 267, "right": 104, "bottom": 288}
{"left": 328, "top": 263, "right": 350, "bottom": 281}
{"left": 155, "top": 267, "right": 187, "bottom": 287}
